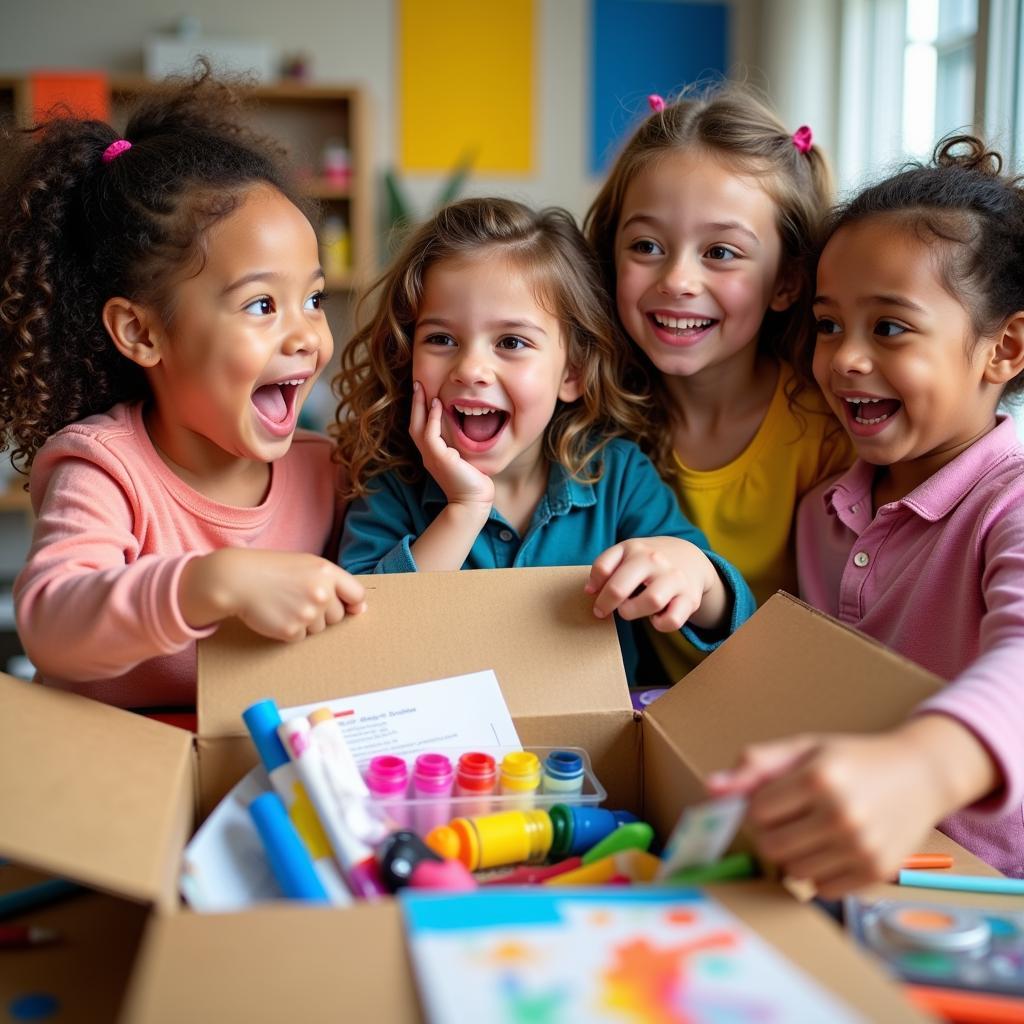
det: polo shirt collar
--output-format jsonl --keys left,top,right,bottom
{"left": 823, "top": 415, "right": 1020, "bottom": 525}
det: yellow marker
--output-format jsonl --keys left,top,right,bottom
{"left": 426, "top": 809, "right": 553, "bottom": 871}
{"left": 499, "top": 751, "right": 541, "bottom": 808}
{"left": 545, "top": 850, "right": 661, "bottom": 887}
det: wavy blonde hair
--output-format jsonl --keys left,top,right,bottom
{"left": 333, "top": 197, "right": 649, "bottom": 499}
{"left": 584, "top": 82, "right": 835, "bottom": 475}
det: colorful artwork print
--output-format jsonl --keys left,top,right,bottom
{"left": 402, "top": 888, "right": 865, "bottom": 1023}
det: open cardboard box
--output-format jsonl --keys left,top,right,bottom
{"left": 1, "top": 567, "right": 964, "bottom": 1022}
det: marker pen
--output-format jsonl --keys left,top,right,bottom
{"left": 425, "top": 809, "right": 553, "bottom": 871}
{"left": 242, "top": 699, "right": 351, "bottom": 905}
{"left": 365, "top": 755, "right": 410, "bottom": 828}
{"left": 540, "top": 750, "right": 584, "bottom": 798}
{"left": 249, "top": 791, "right": 329, "bottom": 902}
{"left": 547, "top": 804, "right": 639, "bottom": 860}
{"left": 454, "top": 751, "right": 497, "bottom": 818}
{"left": 499, "top": 751, "right": 541, "bottom": 809}
{"left": 278, "top": 717, "right": 387, "bottom": 900}
{"left": 412, "top": 752, "right": 455, "bottom": 835}
{"left": 544, "top": 849, "right": 661, "bottom": 886}
{"left": 307, "top": 707, "right": 390, "bottom": 845}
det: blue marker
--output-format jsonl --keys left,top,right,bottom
{"left": 541, "top": 750, "right": 585, "bottom": 797}
{"left": 249, "top": 792, "right": 329, "bottom": 902}
{"left": 243, "top": 699, "right": 351, "bottom": 904}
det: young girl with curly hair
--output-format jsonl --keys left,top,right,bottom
{"left": 333, "top": 197, "right": 754, "bottom": 682}
{"left": 0, "top": 68, "right": 364, "bottom": 712}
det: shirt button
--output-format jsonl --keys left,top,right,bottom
{"left": 853, "top": 551, "right": 870, "bottom": 567}
{"left": 498, "top": 529, "right": 514, "bottom": 542}
{"left": 850, "top": 504, "right": 858, "bottom": 513}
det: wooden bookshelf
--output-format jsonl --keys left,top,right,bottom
{"left": 0, "top": 75, "right": 375, "bottom": 290}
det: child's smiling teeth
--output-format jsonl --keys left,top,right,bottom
{"left": 452, "top": 403, "right": 508, "bottom": 443}
{"left": 652, "top": 314, "right": 715, "bottom": 331}
{"left": 844, "top": 396, "right": 901, "bottom": 425}
{"left": 453, "top": 404, "right": 500, "bottom": 416}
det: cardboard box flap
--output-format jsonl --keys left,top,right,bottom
{"left": 198, "top": 566, "right": 631, "bottom": 738}
{"left": 646, "top": 592, "right": 943, "bottom": 776}
{"left": 0, "top": 674, "right": 193, "bottom": 907}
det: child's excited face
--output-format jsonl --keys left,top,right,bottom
{"left": 813, "top": 215, "right": 1002, "bottom": 489}
{"left": 411, "top": 254, "right": 581, "bottom": 482}
{"left": 141, "top": 185, "right": 332, "bottom": 479}
{"left": 613, "top": 150, "right": 792, "bottom": 380}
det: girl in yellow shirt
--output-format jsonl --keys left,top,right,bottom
{"left": 586, "top": 85, "right": 852, "bottom": 682}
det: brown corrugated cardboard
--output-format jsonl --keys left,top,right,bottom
{"left": 0, "top": 568, "right": 947, "bottom": 1023}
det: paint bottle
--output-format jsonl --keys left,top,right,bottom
{"left": 364, "top": 754, "right": 410, "bottom": 828}
{"left": 548, "top": 804, "right": 639, "bottom": 860}
{"left": 412, "top": 752, "right": 455, "bottom": 835}
{"left": 540, "top": 750, "right": 585, "bottom": 798}
{"left": 499, "top": 750, "right": 541, "bottom": 809}
{"left": 454, "top": 751, "right": 498, "bottom": 817}
{"left": 425, "top": 809, "right": 554, "bottom": 871}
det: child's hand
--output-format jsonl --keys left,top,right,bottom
{"left": 707, "top": 716, "right": 1000, "bottom": 897}
{"left": 585, "top": 537, "right": 728, "bottom": 632}
{"left": 409, "top": 382, "right": 494, "bottom": 510}
{"left": 180, "top": 549, "right": 367, "bottom": 641}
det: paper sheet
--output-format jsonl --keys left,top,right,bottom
{"left": 182, "top": 670, "right": 519, "bottom": 910}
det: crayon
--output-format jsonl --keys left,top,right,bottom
{"left": 898, "top": 870, "right": 1024, "bottom": 896}
{"left": 0, "top": 924, "right": 61, "bottom": 949}
{"left": 0, "top": 879, "right": 82, "bottom": 921}
{"left": 901, "top": 854, "right": 954, "bottom": 870}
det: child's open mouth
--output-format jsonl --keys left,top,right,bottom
{"left": 843, "top": 395, "right": 902, "bottom": 432}
{"left": 450, "top": 403, "right": 509, "bottom": 451}
{"left": 648, "top": 313, "right": 717, "bottom": 344}
{"left": 251, "top": 378, "right": 304, "bottom": 437}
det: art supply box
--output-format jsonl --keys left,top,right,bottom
{"left": 0, "top": 567, "right": 956, "bottom": 1022}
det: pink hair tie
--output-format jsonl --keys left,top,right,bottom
{"left": 102, "top": 139, "right": 132, "bottom": 164}
{"left": 647, "top": 94, "right": 666, "bottom": 113}
{"left": 791, "top": 125, "right": 813, "bottom": 154}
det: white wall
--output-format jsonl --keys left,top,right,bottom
{"left": 0, "top": 0, "right": 767, "bottom": 223}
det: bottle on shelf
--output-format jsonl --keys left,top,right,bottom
{"left": 320, "top": 213, "right": 350, "bottom": 280}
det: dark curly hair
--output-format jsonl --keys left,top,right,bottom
{"left": 332, "top": 197, "right": 650, "bottom": 499}
{"left": 806, "top": 133, "right": 1024, "bottom": 400}
{"left": 0, "top": 62, "right": 309, "bottom": 473}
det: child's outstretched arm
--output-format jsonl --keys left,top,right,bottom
{"left": 178, "top": 549, "right": 365, "bottom": 641}
{"left": 584, "top": 441, "right": 755, "bottom": 646}
{"left": 406, "top": 382, "right": 494, "bottom": 571}
{"left": 15, "top": 454, "right": 366, "bottom": 682}
{"left": 586, "top": 536, "right": 728, "bottom": 631}
{"left": 708, "top": 717, "right": 999, "bottom": 896}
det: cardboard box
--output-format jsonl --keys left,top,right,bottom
{"left": 1, "top": 568, "right": 961, "bottom": 1022}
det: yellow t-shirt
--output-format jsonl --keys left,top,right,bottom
{"left": 649, "top": 362, "right": 854, "bottom": 683}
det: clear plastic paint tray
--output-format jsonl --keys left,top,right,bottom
{"left": 359, "top": 745, "right": 606, "bottom": 837}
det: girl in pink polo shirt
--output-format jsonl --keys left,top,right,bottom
{"left": 711, "top": 135, "right": 1024, "bottom": 886}
{"left": 0, "top": 67, "right": 365, "bottom": 712}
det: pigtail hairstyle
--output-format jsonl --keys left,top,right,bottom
{"left": 807, "top": 134, "right": 1024, "bottom": 399}
{"left": 333, "top": 197, "right": 650, "bottom": 499}
{"left": 0, "top": 61, "right": 308, "bottom": 474}
{"left": 584, "top": 82, "right": 834, "bottom": 475}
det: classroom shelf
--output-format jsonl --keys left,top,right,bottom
{"left": 0, "top": 74, "right": 375, "bottom": 290}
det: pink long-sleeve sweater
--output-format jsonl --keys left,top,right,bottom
{"left": 14, "top": 402, "right": 342, "bottom": 709}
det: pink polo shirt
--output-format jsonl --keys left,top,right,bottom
{"left": 797, "top": 416, "right": 1024, "bottom": 876}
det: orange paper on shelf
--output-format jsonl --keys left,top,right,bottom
{"left": 30, "top": 71, "right": 109, "bottom": 124}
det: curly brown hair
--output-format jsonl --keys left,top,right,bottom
{"left": 332, "top": 197, "right": 650, "bottom": 499}
{"left": 584, "top": 82, "right": 835, "bottom": 474}
{"left": 0, "top": 62, "right": 309, "bottom": 474}
{"left": 806, "top": 134, "right": 1024, "bottom": 401}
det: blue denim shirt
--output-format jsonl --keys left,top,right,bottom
{"left": 340, "top": 439, "right": 755, "bottom": 682}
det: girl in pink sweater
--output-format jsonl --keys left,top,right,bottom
{"left": 0, "top": 67, "right": 365, "bottom": 711}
